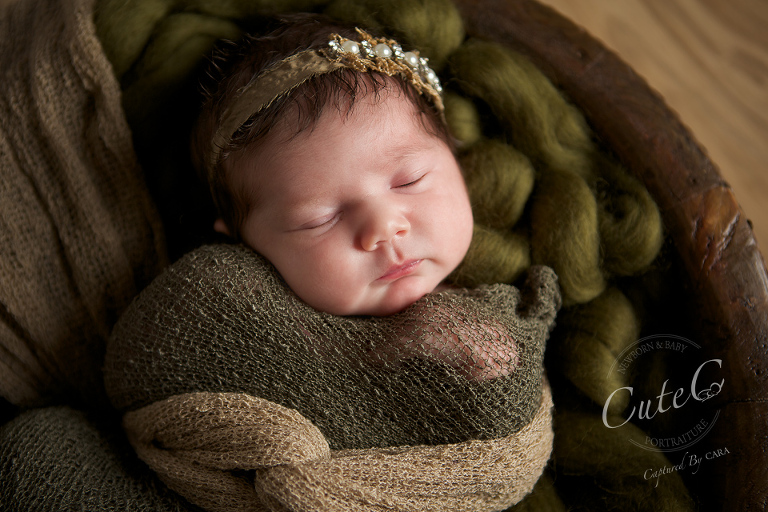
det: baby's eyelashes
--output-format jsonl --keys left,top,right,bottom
{"left": 397, "top": 176, "right": 424, "bottom": 188}
{"left": 394, "top": 171, "right": 428, "bottom": 189}
{"left": 296, "top": 212, "right": 341, "bottom": 231}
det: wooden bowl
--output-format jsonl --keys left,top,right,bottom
{"left": 452, "top": 0, "right": 768, "bottom": 509}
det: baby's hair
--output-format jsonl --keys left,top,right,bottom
{"left": 191, "top": 13, "right": 452, "bottom": 238}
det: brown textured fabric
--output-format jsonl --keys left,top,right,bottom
{"left": 124, "top": 387, "right": 554, "bottom": 512}
{"left": 0, "top": 0, "right": 167, "bottom": 407}
{"left": 0, "top": 406, "right": 194, "bottom": 511}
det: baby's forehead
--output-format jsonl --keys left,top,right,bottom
{"left": 255, "top": 89, "right": 439, "bottom": 163}
{"left": 278, "top": 82, "right": 427, "bottom": 138}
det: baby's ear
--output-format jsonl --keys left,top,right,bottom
{"left": 213, "top": 218, "right": 232, "bottom": 237}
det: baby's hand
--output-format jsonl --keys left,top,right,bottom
{"left": 403, "top": 315, "right": 520, "bottom": 381}
{"left": 372, "top": 292, "right": 520, "bottom": 382}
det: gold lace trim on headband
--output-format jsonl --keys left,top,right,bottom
{"left": 207, "top": 29, "right": 444, "bottom": 176}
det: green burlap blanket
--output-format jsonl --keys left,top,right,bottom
{"left": 1, "top": 0, "right": 697, "bottom": 509}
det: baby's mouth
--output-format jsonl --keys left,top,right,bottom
{"left": 378, "top": 259, "right": 422, "bottom": 281}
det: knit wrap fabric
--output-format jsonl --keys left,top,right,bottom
{"left": 0, "top": 407, "right": 192, "bottom": 511}
{"left": 124, "top": 389, "right": 554, "bottom": 512}
{"left": 104, "top": 244, "right": 560, "bottom": 510}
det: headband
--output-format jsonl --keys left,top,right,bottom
{"left": 207, "top": 28, "right": 444, "bottom": 177}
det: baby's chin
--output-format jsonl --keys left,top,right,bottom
{"left": 301, "top": 273, "right": 446, "bottom": 317}
{"left": 354, "top": 277, "right": 440, "bottom": 317}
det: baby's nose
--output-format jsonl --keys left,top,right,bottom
{"left": 359, "top": 205, "right": 410, "bottom": 251}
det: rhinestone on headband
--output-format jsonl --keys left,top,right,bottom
{"left": 325, "top": 29, "right": 443, "bottom": 104}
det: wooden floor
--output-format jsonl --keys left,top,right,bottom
{"left": 537, "top": 0, "right": 768, "bottom": 248}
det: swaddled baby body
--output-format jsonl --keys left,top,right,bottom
{"left": 103, "top": 13, "right": 561, "bottom": 511}
{"left": 106, "top": 244, "right": 560, "bottom": 449}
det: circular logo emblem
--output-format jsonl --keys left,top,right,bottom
{"left": 602, "top": 334, "right": 723, "bottom": 453}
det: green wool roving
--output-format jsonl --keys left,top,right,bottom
{"left": 450, "top": 225, "right": 530, "bottom": 288}
{"left": 448, "top": 36, "right": 663, "bottom": 304}
{"left": 595, "top": 156, "right": 665, "bottom": 276}
{"left": 443, "top": 91, "right": 483, "bottom": 145}
{"left": 507, "top": 472, "right": 566, "bottom": 512}
{"left": 459, "top": 139, "right": 535, "bottom": 231}
{"left": 529, "top": 169, "right": 607, "bottom": 306}
{"left": 554, "top": 411, "right": 695, "bottom": 511}
{"left": 548, "top": 287, "right": 640, "bottom": 416}
{"left": 120, "top": 14, "right": 242, "bottom": 142}
{"left": 449, "top": 39, "right": 596, "bottom": 181}
{"left": 96, "top": 0, "right": 330, "bottom": 81}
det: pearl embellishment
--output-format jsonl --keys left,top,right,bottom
{"left": 328, "top": 31, "right": 443, "bottom": 101}
{"left": 404, "top": 52, "right": 419, "bottom": 69}
{"left": 374, "top": 43, "right": 393, "bottom": 58}
{"left": 341, "top": 40, "right": 360, "bottom": 54}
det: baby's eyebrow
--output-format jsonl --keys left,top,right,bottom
{"left": 385, "top": 138, "right": 433, "bottom": 165}
{"left": 278, "top": 194, "right": 332, "bottom": 224}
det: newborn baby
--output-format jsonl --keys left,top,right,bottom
{"left": 103, "top": 15, "right": 560, "bottom": 512}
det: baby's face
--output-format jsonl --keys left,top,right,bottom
{"left": 229, "top": 89, "right": 473, "bottom": 316}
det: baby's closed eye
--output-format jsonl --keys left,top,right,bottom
{"left": 394, "top": 172, "right": 427, "bottom": 189}
{"left": 297, "top": 211, "right": 341, "bottom": 230}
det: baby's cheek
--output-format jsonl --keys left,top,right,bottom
{"left": 294, "top": 259, "right": 370, "bottom": 315}
{"left": 440, "top": 200, "right": 474, "bottom": 268}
